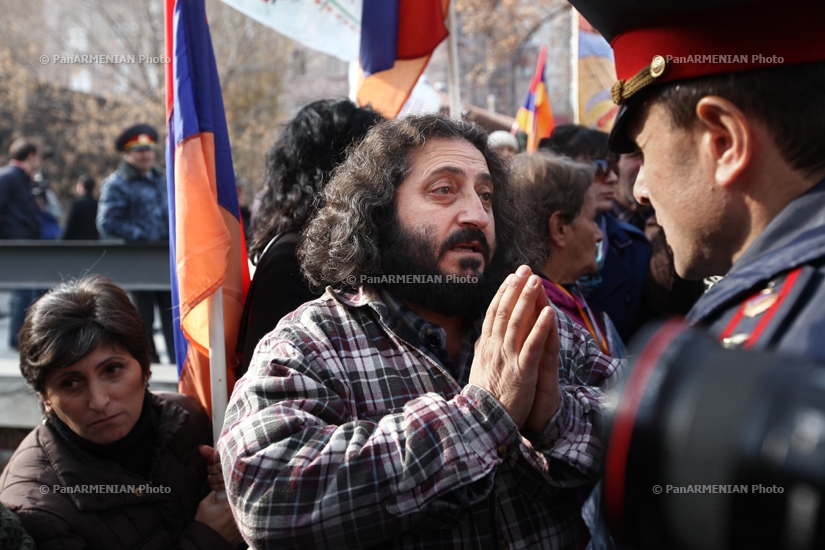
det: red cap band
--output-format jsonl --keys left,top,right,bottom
{"left": 611, "top": 0, "right": 825, "bottom": 86}
{"left": 123, "top": 134, "right": 156, "bottom": 150}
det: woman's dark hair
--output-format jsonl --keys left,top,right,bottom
{"left": 18, "top": 275, "right": 151, "bottom": 394}
{"left": 248, "top": 99, "right": 383, "bottom": 261}
{"left": 539, "top": 124, "right": 612, "bottom": 162}
{"left": 299, "top": 113, "right": 542, "bottom": 290}
{"left": 512, "top": 153, "right": 594, "bottom": 267}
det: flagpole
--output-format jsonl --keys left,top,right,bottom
{"left": 208, "top": 287, "right": 228, "bottom": 453}
{"left": 446, "top": 1, "right": 461, "bottom": 119}
{"left": 570, "top": 6, "right": 580, "bottom": 124}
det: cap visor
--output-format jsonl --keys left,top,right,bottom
{"left": 608, "top": 102, "right": 640, "bottom": 154}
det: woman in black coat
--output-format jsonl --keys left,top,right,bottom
{"left": 63, "top": 175, "right": 100, "bottom": 240}
{"left": 238, "top": 99, "right": 382, "bottom": 374}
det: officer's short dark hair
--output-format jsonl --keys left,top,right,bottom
{"left": 9, "top": 139, "right": 38, "bottom": 162}
{"left": 18, "top": 275, "right": 151, "bottom": 394}
{"left": 644, "top": 61, "right": 825, "bottom": 176}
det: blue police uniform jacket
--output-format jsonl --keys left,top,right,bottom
{"left": 96, "top": 159, "right": 168, "bottom": 242}
{"left": 687, "top": 178, "right": 825, "bottom": 362}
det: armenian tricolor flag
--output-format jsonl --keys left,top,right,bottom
{"left": 164, "top": 0, "right": 250, "bottom": 421}
{"left": 355, "top": 0, "right": 450, "bottom": 118}
{"left": 578, "top": 14, "right": 619, "bottom": 131}
{"left": 216, "top": 0, "right": 450, "bottom": 119}
{"left": 514, "top": 45, "right": 555, "bottom": 153}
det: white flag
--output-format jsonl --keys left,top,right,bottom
{"left": 219, "top": 0, "right": 363, "bottom": 61}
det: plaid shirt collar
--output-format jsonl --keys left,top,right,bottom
{"left": 333, "top": 284, "right": 482, "bottom": 383}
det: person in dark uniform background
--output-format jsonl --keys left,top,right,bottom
{"left": 63, "top": 174, "right": 99, "bottom": 240}
{"left": 567, "top": 0, "right": 825, "bottom": 360}
{"left": 97, "top": 124, "right": 175, "bottom": 364}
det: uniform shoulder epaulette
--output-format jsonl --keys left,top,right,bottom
{"left": 718, "top": 266, "right": 806, "bottom": 349}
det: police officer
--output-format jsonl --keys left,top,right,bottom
{"left": 568, "top": 0, "right": 825, "bottom": 360}
{"left": 97, "top": 124, "right": 175, "bottom": 364}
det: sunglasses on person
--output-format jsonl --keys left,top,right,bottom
{"left": 590, "top": 158, "right": 616, "bottom": 176}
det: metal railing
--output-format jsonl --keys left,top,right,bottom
{"left": 0, "top": 240, "right": 170, "bottom": 290}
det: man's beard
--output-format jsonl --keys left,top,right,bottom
{"left": 378, "top": 220, "right": 506, "bottom": 318}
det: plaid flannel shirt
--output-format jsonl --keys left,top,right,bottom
{"left": 219, "top": 285, "right": 624, "bottom": 549}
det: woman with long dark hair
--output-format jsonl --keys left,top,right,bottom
{"left": 238, "top": 99, "right": 382, "bottom": 374}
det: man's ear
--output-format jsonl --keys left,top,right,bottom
{"left": 548, "top": 211, "right": 566, "bottom": 248}
{"left": 694, "top": 96, "right": 752, "bottom": 188}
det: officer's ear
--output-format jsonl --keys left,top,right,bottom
{"left": 694, "top": 95, "right": 752, "bottom": 189}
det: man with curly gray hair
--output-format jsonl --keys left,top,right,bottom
{"left": 219, "top": 114, "right": 622, "bottom": 549}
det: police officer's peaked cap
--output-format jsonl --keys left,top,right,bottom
{"left": 568, "top": 0, "right": 825, "bottom": 153}
{"left": 115, "top": 124, "right": 159, "bottom": 152}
